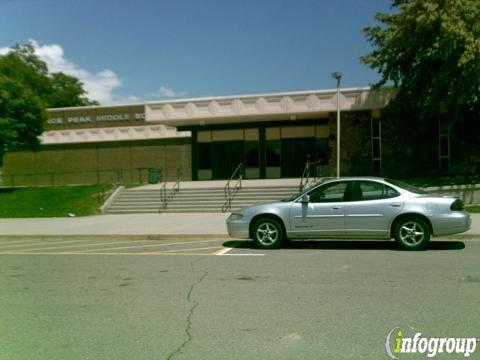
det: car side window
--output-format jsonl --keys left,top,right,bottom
{"left": 351, "top": 181, "right": 400, "bottom": 201}
{"left": 309, "top": 182, "right": 349, "bottom": 203}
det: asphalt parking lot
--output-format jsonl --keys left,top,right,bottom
{"left": 1, "top": 237, "right": 479, "bottom": 359}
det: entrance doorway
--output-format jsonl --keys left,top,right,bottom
{"left": 281, "top": 137, "right": 316, "bottom": 177}
{"left": 212, "top": 141, "right": 244, "bottom": 179}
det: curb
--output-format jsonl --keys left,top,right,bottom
{"left": 0, "top": 234, "right": 229, "bottom": 241}
{"left": 0, "top": 234, "right": 477, "bottom": 241}
{"left": 442, "top": 234, "right": 480, "bottom": 240}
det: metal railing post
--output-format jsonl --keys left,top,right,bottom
{"left": 299, "top": 160, "right": 310, "bottom": 191}
{"left": 222, "top": 162, "right": 244, "bottom": 212}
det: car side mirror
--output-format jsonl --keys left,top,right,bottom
{"left": 301, "top": 194, "right": 310, "bottom": 203}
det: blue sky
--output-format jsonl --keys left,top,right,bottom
{"left": 0, "top": 0, "right": 391, "bottom": 104}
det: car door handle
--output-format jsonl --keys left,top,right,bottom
{"left": 331, "top": 205, "right": 342, "bottom": 210}
{"left": 390, "top": 203, "right": 401, "bottom": 207}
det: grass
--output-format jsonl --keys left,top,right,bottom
{"left": 0, "top": 184, "right": 112, "bottom": 218}
{"left": 402, "top": 174, "right": 480, "bottom": 188}
{"left": 465, "top": 205, "right": 480, "bottom": 213}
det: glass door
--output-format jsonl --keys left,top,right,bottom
{"left": 281, "top": 137, "right": 316, "bottom": 178}
{"left": 212, "top": 141, "right": 244, "bottom": 180}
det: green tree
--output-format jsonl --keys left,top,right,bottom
{"left": 0, "top": 42, "right": 98, "bottom": 163}
{"left": 0, "top": 75, "right": 44, "bottom": 153}
{"left": 362, "top": 0, "right": 480, "bottom": 121}
{"left": 47, "top": 72, "right": 98, "bottom": 108}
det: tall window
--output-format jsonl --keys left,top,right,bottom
{"left": 371, "top": 118, "right": 382, "bottom": 174}
{"left": 244, "top": 141, "right": 260, "bottom": 179}
{"left": 198, "top": 143, "right": 211, "bottom": 170}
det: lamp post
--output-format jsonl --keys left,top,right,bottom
{"left": 331, "top": 70, "right": 342, "bottom": 178}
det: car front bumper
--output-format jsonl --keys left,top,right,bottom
{"left": 226, "top": 216, "right": 250, "bottom": 239}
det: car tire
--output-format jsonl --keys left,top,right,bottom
{"left": 252, "top": 218, "right": 285, "bottom": 249}
{"left": 394, "top": 217, "right": 431, "bottom": 250}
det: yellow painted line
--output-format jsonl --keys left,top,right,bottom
{"left": 3, "top": 240, "right": 152, "bottom": 253}
{"left": 0, "top": 239, "right": 40, "bottom": 245}
{"left": 0, "top": 251, "right": 214, "bottom": 257}
{"left": 0, "top": 239, "right": 89, "bottom": 250}
{"left": 79, "top": 239, "right": 223, "bottom": 253}
{"left": 159, "top": 246, "right": 223, "bottom": 253}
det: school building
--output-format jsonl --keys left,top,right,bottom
{"left": 3, "top": 86, "right": 473, "bottom": 187}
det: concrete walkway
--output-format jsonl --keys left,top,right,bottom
{"left": 0, "top": 213, "right": 230, "bottom": 240}
{"left": 0, "top": 213, "right": 478, "bottom": 240}
{"left": 133, "top": 178, "right": 303, "bottom": 190}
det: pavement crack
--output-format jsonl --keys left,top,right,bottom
{"left": 166, "top": 261, "right": 208, "bottom": 360}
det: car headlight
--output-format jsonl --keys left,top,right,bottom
{"left": 229, "top": 213, "right": 244, "bottom": 220}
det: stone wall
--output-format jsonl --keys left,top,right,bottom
{"left": 328, "top": 111, "right": 373, "bottom": 176}
{"left": 3, "top": 138, "right": 191, "bottom": 186}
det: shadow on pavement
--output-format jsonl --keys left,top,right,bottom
{"left": 223, "top": 240, "right": 465, "bottom": 251}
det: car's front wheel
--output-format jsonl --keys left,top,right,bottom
{"left": 252, "top": 218, "right": 285, "bottom": 249}
{"left": 394, "top": 217, "right": 431, "bottom": 250}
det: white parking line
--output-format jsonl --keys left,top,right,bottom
{"left": 220, "top": 253, "right": 265, "bottom": 256}
{"left": 158, "top": 245, "right": 223, "bottom": 253}
{"left": 215, "top": 247, "right": 233, "bottom": 255}
{"left": 215, "top": 247, "right": 265, "bottom": 256}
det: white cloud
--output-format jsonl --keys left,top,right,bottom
{"left": 32, "top": 40, "right": 122, "bottom": 104}
{"left": 0, "top": 40, "right": 124, "bottom": 105}
{"left": 158, "top": 85, "right": 177, "bottom": 98}
{"left": 0, "top": 40, "right": 187, "bottom": 105}
{"left": 147, "top": 85, "right": 188, "bottom": 100}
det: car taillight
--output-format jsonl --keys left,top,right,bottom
{"left": 450, "top": 199, "right": 464, "bottom": 211}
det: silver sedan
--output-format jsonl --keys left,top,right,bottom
{"left": 227, "top": 177, "right": 471, "bottom": 250}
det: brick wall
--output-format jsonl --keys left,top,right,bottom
{"left": 3, "top": 138, "right": 191, "bottom": 186}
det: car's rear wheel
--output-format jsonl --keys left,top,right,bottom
{"left": 252, "top": 218, "right": 285, "bottom": 249}
{"left": 394, "top": 217, "right": 431, "bottom": 250}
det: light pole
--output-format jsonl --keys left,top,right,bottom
{"left": 331, "top": 70, "right": 342, "bottom": 178}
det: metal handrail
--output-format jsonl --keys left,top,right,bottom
{"left": 172, "top": 167, "right": 182, "bottom": 195}
{"left": 299, "top": 160, "right": 310, "bottom": 192}
{"left": 222, "top": 163, "right": 243, "bottom": 212}
{"left": 299, "top": 160, "right": 327, "bottom": 191}
{"left": 159, "top": 167, "right": 182, "bottom": 212}
{"left": 159, "top": 183, "right": 167, "bottom": 210}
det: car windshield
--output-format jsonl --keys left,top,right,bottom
{"left": 384, "top": 178, "right": 428, "bottom": 195}
{"left": 281, "top": 181, "right": 325, "bottom": 202}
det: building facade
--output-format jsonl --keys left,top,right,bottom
{"left": 4, "top": 86, "right": 470, "bottom": 187}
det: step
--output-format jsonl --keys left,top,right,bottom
{"left": 104, "top": 183, "right": 301, "bottom": 214}
{"left": 164, "top": 204, "right": 225, "bottom": 208}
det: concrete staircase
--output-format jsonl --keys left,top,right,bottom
{"left": 103, "top": 181, "right": 300, "bottom": 214}
{"left": 229, "top": 186, "right": 299, "bottom": 211}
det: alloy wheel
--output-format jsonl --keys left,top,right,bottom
{"left": 399, "top": 221, "right": 425, "bottom": 246}
{"left": 256, "top": 222, "right": 279, "bottom": 246}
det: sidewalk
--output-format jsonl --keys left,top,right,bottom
{"left": 0, "top": 213, "right": 478, "bottom": 240}
{"left": 0, "top": 213, "right": 230, "bottom": 240}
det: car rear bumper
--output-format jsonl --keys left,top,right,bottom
{"left": 431, "top": 211, "right": 471, "bottom": 237}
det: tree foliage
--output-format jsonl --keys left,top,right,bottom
{"left": 0, "top": 42, "right": 98, "bottom": 161}
{"left": 362, "top": 0, "right": 480, "bottom": 121}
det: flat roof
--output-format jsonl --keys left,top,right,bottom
{"left": 145, "top": 87, "right": 393, "bottom": 127}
